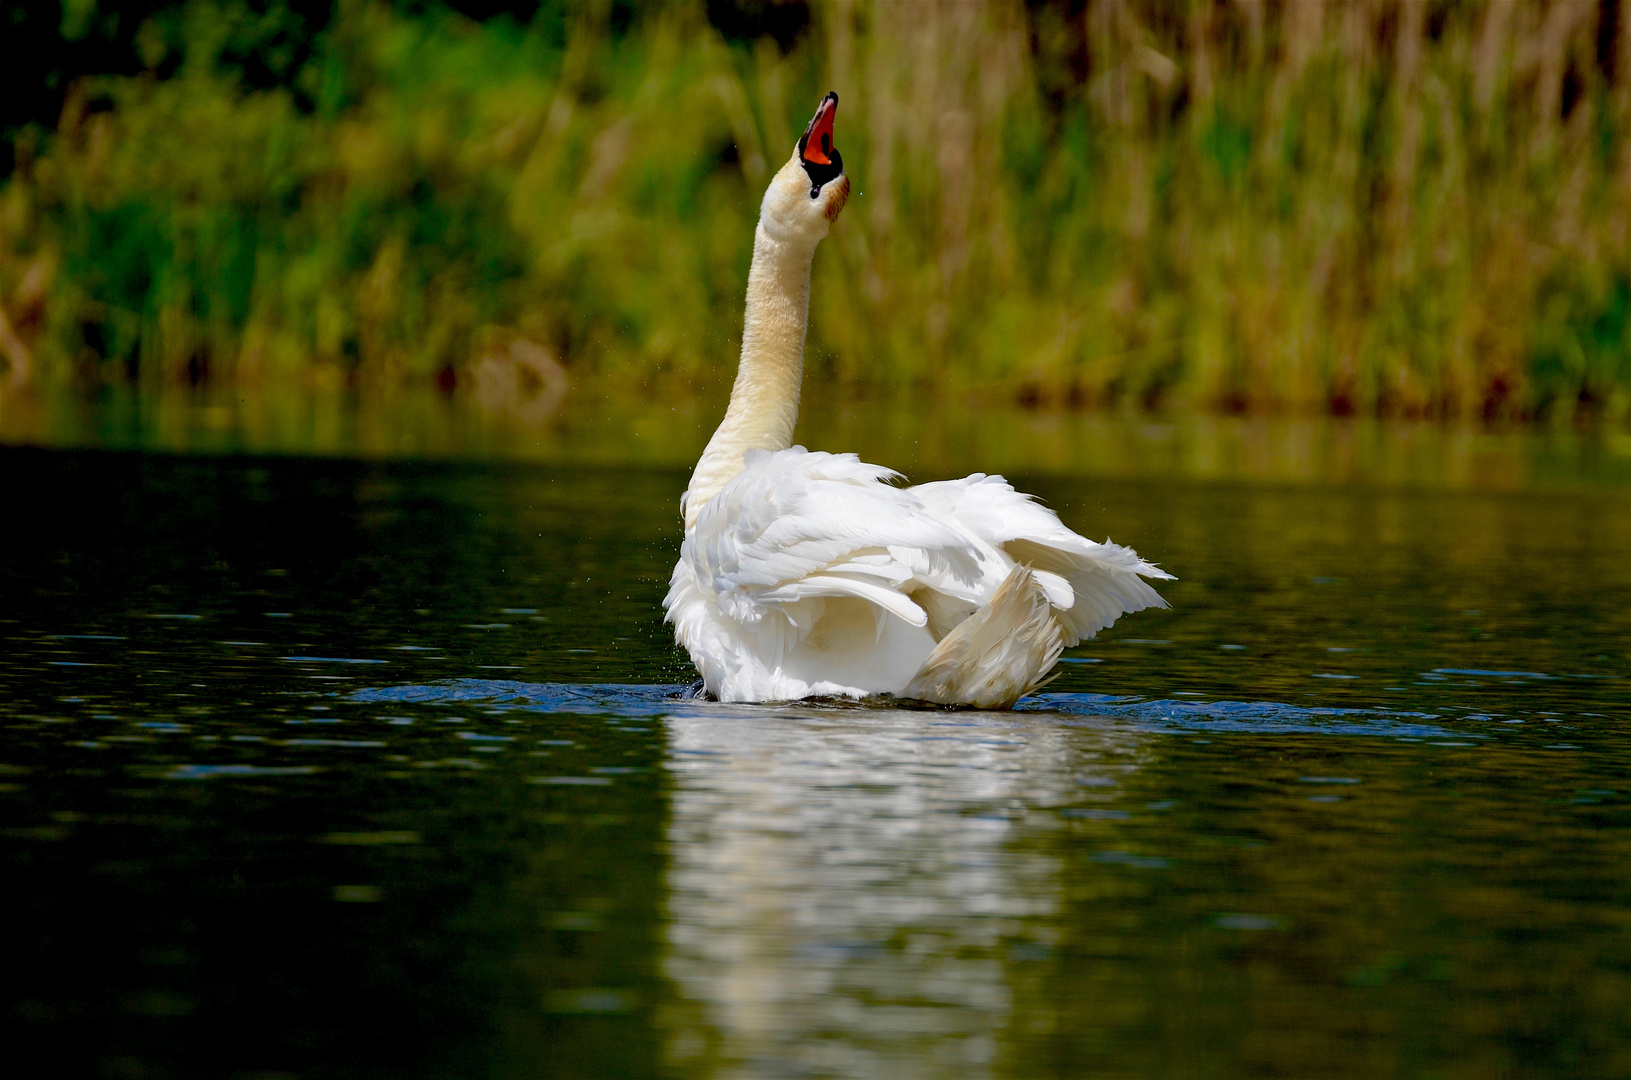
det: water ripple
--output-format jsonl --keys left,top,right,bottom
{"left": 1025, "top": 692, "right": 1463, "bottom": 738}
{"left": 351, "top": 680, "right": 1466, "bottom": 738}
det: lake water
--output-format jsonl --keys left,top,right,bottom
{"left": 3, "top": 420, "right": 1629, "bottom": 1079}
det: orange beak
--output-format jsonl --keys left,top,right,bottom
{"left": 800, "top": 92, "right": 838, "bottom": 166}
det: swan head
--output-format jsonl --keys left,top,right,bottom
{"left": 760, "top": 91, "right": 850, "bottom": 244}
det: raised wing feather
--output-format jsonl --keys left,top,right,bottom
{"left": 907, "top": 472, "right": 1174, "bottom": 645}
{"left": 759, "top": 571, "right": 929, "bottom": 627}
{"left": 688, "top": 448, "right": 987, "bottom": 626}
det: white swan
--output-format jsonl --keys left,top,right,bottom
{"left": 665, "top": 92, "right": 1173, "bottom": 708}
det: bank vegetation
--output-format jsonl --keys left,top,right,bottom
{"left": 1, "top": 0, "right": 1629, "bottom": 421}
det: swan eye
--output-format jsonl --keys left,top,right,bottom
{"left": 810, "top": 186, "right": 820, "bottom": 200}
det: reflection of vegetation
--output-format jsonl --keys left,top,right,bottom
{"left": 3, "top": 1, "right": 1631, "bottom": 421}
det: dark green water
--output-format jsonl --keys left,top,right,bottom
{"left": 2, "top": 446, "right": 1629, "bottom": 1079}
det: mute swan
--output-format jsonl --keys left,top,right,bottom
{"left": 665, "top": 92, "right": 1173, "bottom": 708}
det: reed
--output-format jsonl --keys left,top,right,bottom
{"left": 1, "top": 0, "right": 1629, "bottom": 421}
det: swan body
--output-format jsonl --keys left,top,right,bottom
{"left": 665, "top": 93, "right": 1173, "bottom": 708}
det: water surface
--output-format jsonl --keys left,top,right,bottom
{"left": 2, "top": 445, "right": 1628, "bottom": 1078}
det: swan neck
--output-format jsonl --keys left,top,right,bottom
{"left": 684, "top": 221, "right": 816, "bottom": 528}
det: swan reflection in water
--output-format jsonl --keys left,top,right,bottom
{"left": 657, "top": 703, "right": 1150, "bottom": 1078}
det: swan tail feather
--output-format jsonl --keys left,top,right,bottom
{"left": 901, "top": 565, "right": 1064, "bottom": 710}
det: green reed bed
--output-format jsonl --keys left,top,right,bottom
{"left": 1, "top": 0, "right": 1629, "bottom": 421}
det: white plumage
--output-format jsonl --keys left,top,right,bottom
{"left": 667, "top": 448, "right": 1172, "bottom": 708}
{"left": 665, "top": 93, "right": 1172, "bottom": 708}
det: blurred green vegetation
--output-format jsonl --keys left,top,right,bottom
{"left": 3, "top": 0, "right": 1631, "bottom": 422}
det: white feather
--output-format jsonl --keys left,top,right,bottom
{"left": 665, "top": 447, "right": 1173, "bottom": 706}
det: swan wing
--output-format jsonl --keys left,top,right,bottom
{"left": 908, "top": 472, "right": 1174, "bottom": 646}
{"left": 668, "top": 447, "right": 1004, "bottom": 700}
{"left": 687, "top": 447, "right": 986, "bottom": 626}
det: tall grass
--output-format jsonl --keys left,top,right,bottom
{"left": 2, "top": 0, "right": 1630, "bottom": 421}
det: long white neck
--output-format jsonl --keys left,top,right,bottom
{"left": 682, "top": 219, "right": 817, "bottom": 531}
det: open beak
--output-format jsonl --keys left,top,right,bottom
{"left": 798, "top": 91, "right": 843, "bottom": 190}
{"left": 800, "top": 92, "right": 838, "bottom": 166}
